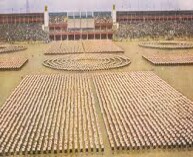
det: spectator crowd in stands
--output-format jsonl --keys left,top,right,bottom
{"left": 1, "top": 13, "right": 193, "bottom": 42}
{"left": 115, "top": 21, "right": 193, "bottom": 40}
{"left": 49, "top": 13, "right": 112, "bottom": 24}
{"left": 0, "top": 24, "right": 49, "bottom": 42}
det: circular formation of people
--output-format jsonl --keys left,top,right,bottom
{"left": 43, "top": 54, "right": 131, "bottom": 71}
{"left": 0, "top": 44, "right": 27, "bottom": 54}
{"left": 139, "top": 41, "right": 193, "bottom": 49}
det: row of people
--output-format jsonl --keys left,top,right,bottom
{"left": 93, "top": 72, "right": 193, "bottom": 150}
{"left": 139, "top": 41, "right": 193, "bottom": 49}
{"left": 143, "top": 55, "right": 193, "bottom": 65}
{"left": 0, "top": 45, "right": 27, "bottom": 54}
{"left": 0, "top": 57, "right": 28, "bottom": 70}
{"left": 45, "top": 41, "right": 84, "bottom": 55}
{"left": 0, "top": 75, "right": 104, "bottom": 156}
{"left": 83, "top": 40, "right": 124, "bottom": 53}
{"left": 45, "top": 40, "right": 123, "bottom": 55}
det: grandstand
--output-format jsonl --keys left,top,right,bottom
{"left": 115, "top": 11, "right": 193, "bottom": 40}
{"left": 49, "top": 11, "right": 113, "bottom": 40}
{"left": 1, "top": 8, "right": 193, "bottom": 41}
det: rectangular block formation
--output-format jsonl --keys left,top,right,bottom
{"left": 45, "top": 40, "right": 123, "bottom": 55}
{"left": 45, "top": 41, "right": 85, "bottom": 55}
{"left": 0, "top": 57, "right": 28, "bottom": 70}
{"left": 0, "top": 75, "right": 104, "bottom": 156}
{"left": 93, "top": 72, "right": 193, "bottom": 150}
{"left": 143, "top": 55, "right": 193, "bottom": 65}
{"left": 83, "top": 40, "right": 124, "bottom": 53}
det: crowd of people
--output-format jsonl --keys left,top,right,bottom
{"left": 2, "top": 17, "right": 193, "bottom": 42}
{"left": 94, "top": 71, "right": 193, "bottom": 150}
{"left": 0, "top": 74, "right": 104, "bottom": 155}
{"left": 49, "top": 15, "right": 67, "bottom": 24}
{"left": 143, "top": 54, "right": 193, "bottom": 65}
{"left": 49, "top": 14, "right": 112, "bottom": 24}
{"left": 95, "top": 15, "right": 113, "bottom": 24}
{"left": 0, "top": 57, "right": 28, "bottom": 70}
{"left": 0, "top": 24, "right": 49, "bottom": 42}
{"left": 0, "top": 45, "right": 27, "bottom": 54}
{"left": 115, "top": 20, "right": 193, "bottom": 40}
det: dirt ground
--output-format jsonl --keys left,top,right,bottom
{"left": 0, "top": 41, "right": 193, "bottom": 157}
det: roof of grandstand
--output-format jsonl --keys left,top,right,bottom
{"left": 117, "top": 10, "right": 193, "bottom": 15}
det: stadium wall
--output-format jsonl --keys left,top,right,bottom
{"left": 117, "top": 10, "right": 193, "bottom": 22}
{"left": 0, "top": 13, "right": 44, "bottom": 24}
